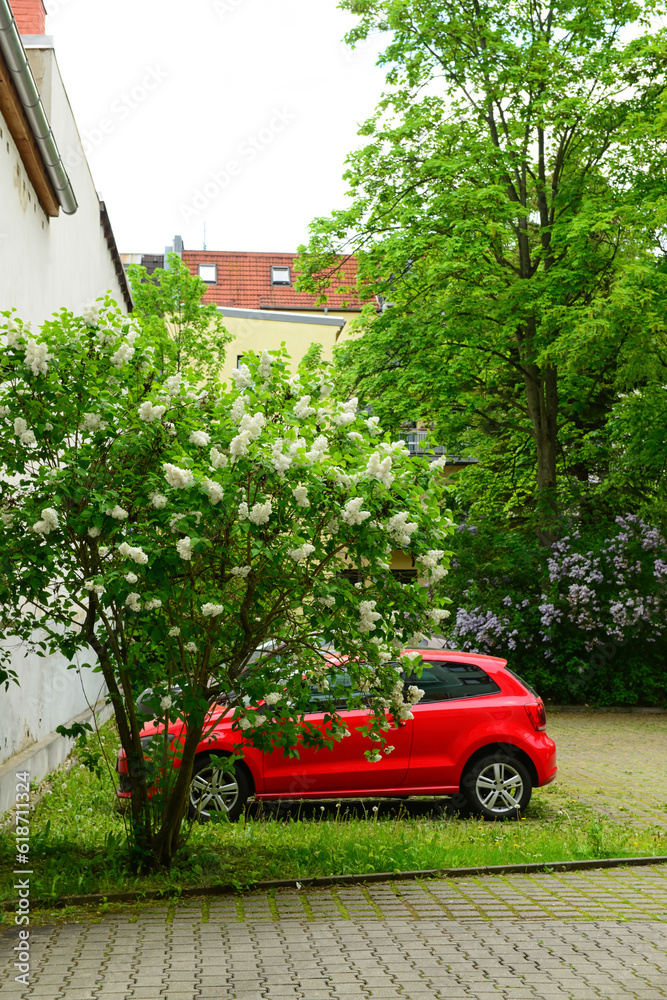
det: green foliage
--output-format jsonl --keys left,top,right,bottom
{"left": 127, "top": 252, "right": 232, "bottom": 384}
{"left": 297, "top": 0, "right": 667, "bottom": 537}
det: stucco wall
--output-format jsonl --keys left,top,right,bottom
{"left": 0, "top": 633, "right": 105, "bottom": 767}
{"left": 219, "top": 310, "right": 359, "bottom": 384}
{"left": 0, "top": 42, "right": 128, "bottom": 327}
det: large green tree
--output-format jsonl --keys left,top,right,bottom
{"left": 297, "top": 0, "right": 667, "bottom": 540}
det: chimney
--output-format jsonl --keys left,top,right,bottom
{"left": 11, "top": 0, "right": 47, "bottom": 35}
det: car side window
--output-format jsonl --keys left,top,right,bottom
{"left": 307, "top": 672, "right": 363, "bottom": 711}
{"left": 405, "top": 660, "right": 501, "bottom": 702}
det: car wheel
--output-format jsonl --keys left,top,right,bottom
{"left": 462, "top": 753, "right": 532, "bottom": 820}
{"left": 188, "top": 753, "right": 249, "bottom": 822}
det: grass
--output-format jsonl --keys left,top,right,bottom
{"left": 1, "top": 720, "right": 665, "bottom": 920}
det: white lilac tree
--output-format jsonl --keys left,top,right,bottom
{"left": 0, "top": 298, "right": 452, "bottom": 868}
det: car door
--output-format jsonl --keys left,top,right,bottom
{"left": 262, "top": 672, "right": 412, "bottom": 794}
{"left": 404, "top": 658, "right": 502, "bottom": 788}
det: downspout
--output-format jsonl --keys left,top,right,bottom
{"left": 0, "top": 0, "right": 77, "bottom": 215}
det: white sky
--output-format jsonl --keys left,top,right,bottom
{"left": 46, "top": 0, "right": 388, "bottom": 255}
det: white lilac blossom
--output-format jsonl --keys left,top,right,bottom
{"left": 185, "top": 641, "right": 197, "bottom": 653}
{"left": 347, "top": 432, "right": 363, "bottom": 443}
{"left": 294, "top": 395, "right": 316, "bottom": 419}
{"left": 168, "top": 626, "right": 180, "bottom": 636}
{"left": 386, "top": 512, "right": 419, "bottom": 547}
{"left": 117, "top": 542, "right": 148, "bottom": 564}
{"left": 82, "top": 412, "right": 106, "bottom": 432}
{"left": 416, "top": 549, "right": 447, "bottom": 585}
{"left": 176, "top": 537, "right": 193, "bottom": 561}
{"left": 109, "top": 505, "right": 128, "bottom": 520}
{"left": 365, "top": 415, "right": 381, "bottom": 434}
{"left": 332, "top": 397, "right": 358, "bottom": 426}
{"left": 189, "top": 430, "right": 211, "bottom": 447}
{"left": 165, "top": 374, "right": 182, "bottom": 394}
{"left": 293, "top": 486, "right": 310, "bottom": 508}
{"left": 125, "top": 572, "right": 138, "bottom": 584}
{"left": 163, "top": 463, "right": 194, "bottom": 489}
{"left": 13, "top": 417, "right": 36, "bottom": 447}
{"left": 259, "top": 351, "right": 273, "bottom": 378}
{"left": 110, "top": 342, "right": 134, "bottom": 367}
{"left": 341, "top": 497, "right": 371, "bottom": 526}
{"left": 238, "top": 501, "right": 249, "bottom": 521}
{"left": 231, "top": 364, "right": 252, "bottom": 389}
{"left": 429, "top": 454, "right": 448, "bottom": 471}
{"left": 150, "top": 492, "right": 168, "bottom": 509}
{"left": 33, "top": 507, "right": 59, "bottom": 534}
{"left": 368, "top": 752, "right": 382, "bottom": 763}
{"left": 306, "top": 434, "right": 328, "bottom": 464}
{"left": 317, "top": 596, "right": 336, "bottom": 607}
{"left": 230, "top": 565, "right": 251, "bottom": 577}
{"left": 359, "top": 600, "right": 382, "bottom": 632}
{"left": 398, "top": 706, "right": 414, "bottom": 721}
{"left": 83, "top": 580, "right": 105, "bottom": 596}
{"left": 138, "top": 401, "right": 167, "bottom": 422}
{"left": 230, "top": 395, "right": 248, "bottom": 421}
{"left": 125, "top": 592, "right": 142, "bottom": 611}
{"left": 25, "top": 338, "right": 51, "bottom": 376}
{"left": 264, "top": 691, "right": 281, "bottom": 705}
{"left": 160, "top": 695, "right": 173, "bottom": 711}
{"left": 366, "top": 451, "right": 394, "bottom": 488}
{"left": 430, "top": 608, "right": 451, "bottom": 625}
{"left": 249, "top": 501, "right": 272, "bottom": 525}
{"left": 202, "top": 603, "right": 224, "bottom": 616}
{"left": 1, "top": 512, "right": 14, "bottom": 528}
{"left": 201, "top": 478, "right": 224, "bottom": 505}
{"left": 230, "top": 412, "right": 265, "bottom": 457}
{"left": 270, "top": 440, "right": 292, "bottom": 477}
{"left": 210, "top": 446, "right": 228, "bottom": 469}
{"left": 88, "top": 526, "right": 101, "bottom": 538}
{"left": 81, "top": 303, "right": 100, "bottom": 325}
{"left": 144, "top": 598, "right": 162, "bottom": 610}
{"left": 407, "top": 685, "right": 425, "bottom": 704}
{"left": 288, "top": 543, "right": 315, "bottom": 563}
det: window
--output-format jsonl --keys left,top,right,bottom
{"left": 198, "top": 264, "right": 217, "bottom": 283}
{"left": 271, "top": 265, "right": 290, "bottom": 285}
{"left": 404, "top": 660, "right": 501, "bottom": 702}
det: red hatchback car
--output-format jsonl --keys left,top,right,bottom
{"left": 116, "top": 650, "right": 557, "bottom": 821}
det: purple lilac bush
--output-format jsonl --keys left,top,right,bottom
{"left": 445, "top": 516, "right": 667, "bottom": 705}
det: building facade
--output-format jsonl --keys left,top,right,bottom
{"left": 0, "top": 0, "right": 131, "bottom": 327}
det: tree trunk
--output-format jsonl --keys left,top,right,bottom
{"left": 521, "top": 349, "right": 559, "bottom": 546}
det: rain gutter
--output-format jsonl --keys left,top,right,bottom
{"left": 0, "top": 0, "right": 77, "bottom": 214}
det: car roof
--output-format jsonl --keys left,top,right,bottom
{"left": 402, "top": 648, "right": 508, "bottom": 668}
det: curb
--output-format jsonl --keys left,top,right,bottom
{"left": 3, "top": 854, "right": 667, "bottom": 912}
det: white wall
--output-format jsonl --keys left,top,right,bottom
{"left": 0, "top": 41, "right": 128, "bottom": 327}
{"left": 0, "top": 633, "right": 106, "bottom": 767}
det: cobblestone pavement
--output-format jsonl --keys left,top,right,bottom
{"left": 544, "top": 712, "right": 667, "bottom": 827}
{"left": 1, "top": 867, "right": 667, "bottom": 999}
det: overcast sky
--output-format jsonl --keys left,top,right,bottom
{"left": 46, "top": 0, "right": 388, "bottom": 255}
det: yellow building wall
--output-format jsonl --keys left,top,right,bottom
{"left": 218, "top": 311, "right": 360, "bottom": 386}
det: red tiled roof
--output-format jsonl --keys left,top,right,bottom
{"left": 182, "top": 251, "right": 364, "bottom": 312}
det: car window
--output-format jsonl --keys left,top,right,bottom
{"left": 307, "top": 671, "right": 362, "bottom": 711}
{"left": 405, "top": 660, "right": 501, "bottom": 702}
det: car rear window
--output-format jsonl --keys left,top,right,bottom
{"left": 405, "top": 660, "right": 501, "bottom": 702}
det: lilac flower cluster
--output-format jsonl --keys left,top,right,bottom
{"left": 448, "top": 515, "right": 667, "bottom": 670}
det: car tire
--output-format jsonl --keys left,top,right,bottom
{"left": 461, "top": 752, "right": 532, "bottom": 820}
{"left": 188, "top": 753, "right": 249, "bottom": 822}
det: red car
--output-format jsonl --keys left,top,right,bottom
{"left": 116, "top": 650, "right": 556, "bottom": 821}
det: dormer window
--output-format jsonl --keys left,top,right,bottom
{"left": 271, "top": 265, "right": 290, "bottom": 285}
{"left": 198, "top": 264, "right": 217, "bottom": 283}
